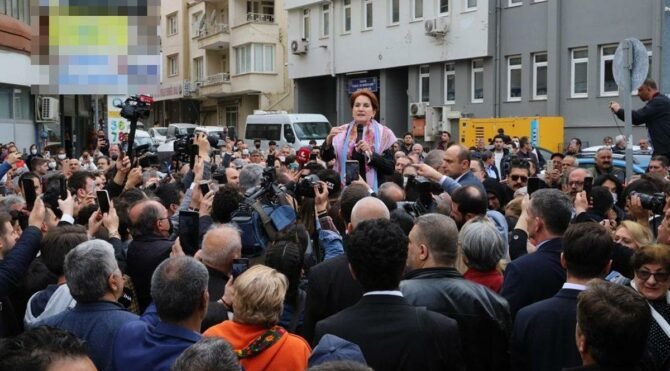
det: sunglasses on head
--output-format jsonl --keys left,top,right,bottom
{"left": 510, "top": 175, "right": 528, "bottom": 182}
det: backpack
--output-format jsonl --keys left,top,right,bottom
{"left": 231, "top": 198, "right": 296, "bottom": 257}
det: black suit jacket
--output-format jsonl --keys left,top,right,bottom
{"left": 314, "top": 294, "right": 464, "bottom": 371}
{"left": 126, "top": 234, "right": 173, "bottom": 312}
{"left": 501, "top": 238, "right": 566, "bottom": 318}
{"left": 303, "top": 254, "right": 363, "bottom": 344}
{"left": 511, "top": 288, "right": 582, "bottom": 371}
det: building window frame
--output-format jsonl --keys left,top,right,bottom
{"left": 444, "top": 62, "right": 455, "bottom": 105}
{"left": 464, "top": 0, "right": 477, "bottom": 12}
{"left": 419, "top": 65, "right": 430, "bottom": 103}
{"left": 411, "top": 0, "right": 423, "bottom": 21}
{"left": 507, "top": 55, "right": 522, "bottom": 102}
{"left": 302, "top": 8, "right": 310, "bottom": 41}
{"left": 508, "top": 0, "right": 522, "bottom": 7}
{"left": 235, "top": 43, "right": 276, "bottom": 75}
{"left": 194, "top": 57, "right": 204, "bottom": 82}
{"left": 167, "top": 13, "right": 178, "bottom": 36}
{"left": 570, "top": 48, "right": 588, "bottom": 98}
{"left": 321, "top": 4, "right": 330, "bottom": 38}
{"left": 342, "top": 0, "right": 352, "bottom": 34}
{"left": 600, "top": 44, "right": 618, "bottom": 97}
{"left": 532, "top": 52, "right": 548, "bottom": 100}
{"left": 471, "top": 59, "right": 484, "bottom": 103}
{"left": 439, "top": 0, "right": 449, "bottom": 15}
{"left": 388, "top": 0, "right": 400, "bottom": 25}
{"left": 362, "top": 0, "right": 373, "bottom": 30}
{"left": 167, "top": 54, "right": 178, "bottom": 77}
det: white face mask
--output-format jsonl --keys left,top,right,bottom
{"left": 30, "top": 149, "right": 37, "bottom": 155}
{"left": 48, "top": 161, "right": 57, "bottom": 169}
{"left": 611, "top": 192, "right": 618, "bottom": 205}
{"left": 57, "top": 154, "right": 66, "bottom": 160}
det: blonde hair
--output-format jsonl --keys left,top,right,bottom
{"left": 617, "top": 221, "right": 653, "bottom": 249}
{"left": 505, "top": 197, "right": 523, "bottom": 218}
{"left": 232, "top": 265, "right": 288, "bottom": 327}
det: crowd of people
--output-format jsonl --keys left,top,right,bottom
{"left": 0, "top": 87, "right": 669, "bottom": 371}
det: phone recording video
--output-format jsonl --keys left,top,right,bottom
{"left": 232, "top": 258, "right": 250, "bottom": 280}
{"left": 97, "top": 190, "right": 111, "bottom": 214}
{"left": 178, "top": 211, "right": 200, "bottom": 253}
{"left": 345, "top": 160, "right": 360, "bottom": 185}
{"left": 21, "top": 178, "right": 37, "bottom": 211}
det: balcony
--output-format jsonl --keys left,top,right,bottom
{"left": 198, "top": 73, "right": 232, "bottom": 97}
{"left": 246, "top": 12, "right": 274, "bottom": 24}
{"left": 197, "top": 22, "right": 230, "bottom": 50}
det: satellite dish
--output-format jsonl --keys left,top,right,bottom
{"left": 613, "top": 38, "right": 649, "bottom": 92}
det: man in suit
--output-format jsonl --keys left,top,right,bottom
{"left": 501, "top": 188, "right": 572, "bottom": 318}
{"left": 314, "top": 219, "right": 464, "bottom": 371}
{"left": 412, "top": 144, "right": 486, "bottom": 196}
{"left": 510, "top": 221, "right": 613, "bottom": 371}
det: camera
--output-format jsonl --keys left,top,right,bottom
{"left": 294, "top": 174, "right": 320, "bottom": 199}
{"left": 113, "top": 95, "right": 154, "bottom": 121}
{"left": 630, "top": 191, "right": 666, "bottom": 215}
{"left": 404, "top": 175, "right": 433, "bottom": 208}
{"left": 396, "top": 201, "right": 428, "bottom": 219}
{"left": 173, "top": 133, "right": 221, "bottom": 164}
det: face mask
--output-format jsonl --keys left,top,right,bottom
{"left": 110, "top": 154, "right": 118, "bottom": 161}
{"left": 611, "top": 192, "right": 618, "bottom": 205}
{"left": 57, "top": 154, "right": 66, "bottom": 160}
{"left": 30, "top": 149, "right": 37, "bottom": 155}
{"left": 48, "top": 161, "right": 56, "bottom": 169}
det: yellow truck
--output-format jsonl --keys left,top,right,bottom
{"left": 458, "top": 116, "right": 564, "bottom": 153}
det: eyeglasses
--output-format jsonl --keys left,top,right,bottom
{"left": 636, "top": 269, "right": 670, "bottom": 283}
{"left": 510, "top": 175, "right": 528, "bottom": 182}
{"left": 568, "top": 181, "right": 585, "bottom": 187}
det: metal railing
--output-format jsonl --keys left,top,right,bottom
{"left": 196, "top": 22, "right": 229, "bottom": 39}
{"left": 202, "top": 73, "right": 231, "bottom": 86}
{"left": 246, "top": 12, "right": 275, "bottom": 24}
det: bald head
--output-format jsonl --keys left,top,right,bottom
{"left": 378, "top": 182, "right": 405, "bottom": 203}
{"left": 130, "top": 200, "right": 170, "bottom": 237}
{"left": 197, "top": 224, "right": 242, "bottom": 274}
{"left": 350, "top": 197, "right": 390, "bottom": 229}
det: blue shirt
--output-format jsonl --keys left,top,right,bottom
{"left": 112, "top": 320, "right": 202, "bottom": 371}
{"left": 37, "top": 301, "right": 138, "bottom": 371}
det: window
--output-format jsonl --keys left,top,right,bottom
{"left": 362, "top": 0, "right": 373, "bottom": 30}
{"left": 343, "top": 0, "right": 351, "bottom": 33}
{"left": 192, "top": 12, "right": 203, "bottom": 37}
{"left": 194, "top": 57, "right": 204, "bottom": 82}
{"left": 600, "top": 45, "right": 617, "bottom": 96}
{"left": 235, "top": 43, "right": 275, "bottom": 74}
{"left": 571, "top": 48, "right": 588, "bottom": 98}
{"left": 439, "top": 0, "right": 449, "bottom": 15}
{"left": 167, "top": 13, "right": 177, "bottom": 36}
{"left": 471, "top": 59, "right": 483, "bottom": 103}
{"left": 321, "top": 4, "right": 330, "bottom": 37}
{"left": 389, "top": 0, "right": 399, "bottom": 24}
{"left": 507, "top": 56, "right": 522, "bottom": 101}
{"left": 419, "top": 65, "right": 430, "bottom": 103}
{"left": 411, "top": 0, "right": 423, "bottom": 20}
{"left": 226, "top": 106, "right": 238, "bottom": 128}
{"left": 465, "top": 0, "right": 477, "bottom": 11}
{"left": 509, "top": 0, "right": 522, "bottom": 6}
{"left": 444, "top": 63, "right": 455, "bottom": 105}
{"left": 533, "top": 53, "right": 548, "bottom": 100}
{"left": 245, "top": 124, "right": 281, "bottom": 141}
{"left": 302, "top": 9, "right": 310, "bottom": 40}
{"left": 0, "top": 87, "right": 29, "bottom": 120}
{"left": 167, "top": 54, "right": 178, "bottom": 77}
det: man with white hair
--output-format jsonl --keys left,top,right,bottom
{"left": 36, "top": 240, "right": 138, "bottom": 371}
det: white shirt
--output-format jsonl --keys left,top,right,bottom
{"left": 562, "top": 283, "right": 587, "bottom": 291}
{"left": 363, "top": 290, "right": 404, "bottom": 297}
{"left": 494, "top": 151, "right": 504, "bottom": 175}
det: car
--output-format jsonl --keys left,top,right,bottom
{"left": 149, "top": 127, "right": 167, "bottom": 146}
{"left": 575, "top": 156, "right": 647, "bottom": 175}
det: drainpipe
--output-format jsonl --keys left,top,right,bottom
{"left": 330, "top": 0, "right": 335, "bottom": 77}
{"left": 494, "top": 0, "right": 501, "bottom": 117}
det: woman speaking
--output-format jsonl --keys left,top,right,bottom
{"left": 321, "top": 89, "right": 396, "bottom": 192}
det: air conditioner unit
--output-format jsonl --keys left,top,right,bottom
{"left": 40, "top": 97, "right": 59, "bottom": 121}
{"left": 409, "top": 102, "right": 428, "bottom": 117}
{"left": 290, "top": 39, "right": 308, "bottom": 55}
{"left": 424, "top": 18, "right": 448, "bottom": 36}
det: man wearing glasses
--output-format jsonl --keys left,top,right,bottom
{"left": 565, "top": 168, "right": 592, "bottom": 200}
{"left": 504, "top": 159, "right": 530, "bottom": 201}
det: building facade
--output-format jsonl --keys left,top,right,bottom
{"left": 287, "top": 0, "right": 664, "bottom": 150}
{"left": 154, "top": 0, "right": 294, "bottom": 138}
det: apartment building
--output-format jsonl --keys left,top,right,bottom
{"left": 154, "top": 0, "right": 293, "bottom": 137}
{"left": 287, "top": 0, "right": 665, "bottom": 148}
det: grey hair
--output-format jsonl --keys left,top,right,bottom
{"left": 460, "top": 217, "right": 505, "bottom": 271}
{"left": 424, "top": 150, "right": 445, "bottom": 170}
{"left": 171, "top": 337, "right": 240, "bottom": 371}
{"left": 64, "top": 240, "right": 118, "bottom": 303}
{"left": 151, "top": 256, "right": 209, "bottom": 322}
{"left": 1, "top": 195, "right": 25, "bottom": 210}
{"left": 414, "top": 213, "right": 459, "bottom": 265}
{"left": 596, "top": 146, "right": 613, "bottom": 155}
{"left": 200, "top": 224, "right": 242, "bottom": 269}
{"left": 529, "top": 188, "right": 573, "bottom": 236}
{"left": 142, "top": 169, "right": 159, "bottom": 183}
{"left": 238, "top": 164, "right": 264, "bottom": 192}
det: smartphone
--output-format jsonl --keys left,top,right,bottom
{"left": 97, "top": 190, "right": 111, "bottom": 213}
{"left": 178, "top": 210, "right": 200, "bottom": 253}
{"left": 21, "top": 178, "right": 37, "bottom": 211}
{"left": 546, "top": 160, "right": 554, "bottom": 173}
{"left": 59, "top": 177, "right": 68, "bottom": 200}
{"left": 199, "top": 181, "right": 210, "bottom": 196}
{"left": 232, "top": 258, "right": 250, "bottom": 280}
{"left": 583, "top": 176, "right": 593, "bottom": 200}
{"left": 309, "top": 153, "right": 317, "bottom": 162}
{"left": 189, "top": 144, "right": 199, "bottom": 169}
{"left": 345, "top": 160, "right": 360, "bottom": 185}
{"left": 527, "top": 177, "right": 540, "bottom": 196}
{"left": 266, "top": 154, "right": 275, "bottom": 167}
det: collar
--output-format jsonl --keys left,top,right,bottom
{"left": 455, "top": 172, "right": 467, "bottom": 183}
{"left": 153, "top": 322, "right": 202, "bottom": 343}
{"left": 404, "top": 267, "right": 461, "bottom": 280}
{"left": 74, "top": 300, "right": 126, "bottom": 311}
{"left": 535, "top": 237, "right": 561, "bottom": 251}
{"left": 363, "top": 290, "right": 403, "bottom": 297}
{"left": 562, "top": 283, "right": 587, "bottom": 291}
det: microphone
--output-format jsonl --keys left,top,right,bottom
{"left": 356, "top": 125, "right": 364, "bottom": 143}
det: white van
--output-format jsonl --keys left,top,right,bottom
{"left": 244, "top": 111, "right": 331, "bottom": 151}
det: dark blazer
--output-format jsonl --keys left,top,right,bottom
{"left": 511, "top": 288, "right": 582, "bottom": 371}
{"left": 126, "top": 234, "right": 173, "bottom": 312}
{"left": 201, "top": 266, "right": 230, "bottom": 332}
{"left": 457, "top": 170, "right": 487, "bottom": 195}
{"left": 616, "top": 92, "right": 670, "bottom": 156}
{"left": 501, "top": 238, "right": 566, "bottom": 318}
{"left": 314, "top": 294, "right": 464, "bottom": 371}
{"left": 303, "top": 254, "right": 363, "bottom": 345}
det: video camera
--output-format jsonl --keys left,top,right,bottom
{"left": 404, "top": 175, "right": 433, "bottom": 208}
{"left": 173, "top": 132, "right": 222, "bottom": 164}
{"left": 630, "top": 191, "right": 666, "bottom": 215}
{"left": 113, "top": 94, "right": 154, "bottom": 122}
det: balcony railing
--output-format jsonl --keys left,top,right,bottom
{"left": 195, "top": 22, "right": 229, "bottom": 39}
{"left": 202, "top": 73, "right": 231, "bottom": 86}
{"left": 246, "top": 12, "right": 275, "bottom": 24}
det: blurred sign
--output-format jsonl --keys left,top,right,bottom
{"left": 347, "top": 77, "right": 378, "bottom": 94}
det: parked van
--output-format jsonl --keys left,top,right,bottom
{"left": 244, "top": 111, "right": 331, "bottom": 151}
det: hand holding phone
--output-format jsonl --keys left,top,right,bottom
{"left": 178, "top": 211, "right": 200, "bottom": 254}
{"left": 97, "top": 190, "right": 111, "bottom": 213}
{"left": 527, "top": 177, "right": 540, "bottom": 196}
{"left": 583, "top": 176, "right": 593, "bottom": 201}
{"left": 232, "top": 258, "right": 250, "bottom": 280}
{"left": 21, "top": 178, "right": 37, "bottom": 211}
{"left": 345, "top": 160, "right": 360, "bottom": 185}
